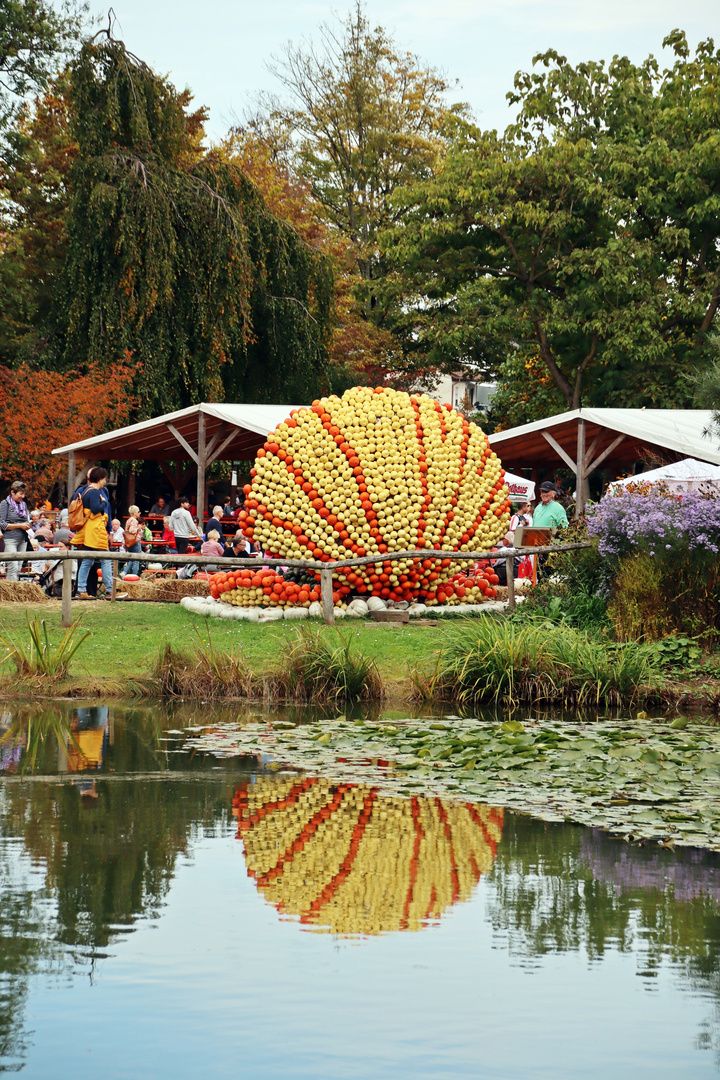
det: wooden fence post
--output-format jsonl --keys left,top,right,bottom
{"left": 505, "top": 555, "right": 516, "bottom": 610}
{"left": 61, "top": 560, "right": 73, "bottom": 628}
{"left": 320, "top": 568, "right": 335, "bottom": 626}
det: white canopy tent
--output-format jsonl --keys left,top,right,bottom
{"left": 608, "top": 457, "right": 720, "bottom": 495}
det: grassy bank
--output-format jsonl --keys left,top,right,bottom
{"left": 2, "top": 601, "right": 719, "bottom": 709}
{"left": 0, "top": 601, "right": 439, "bottom": 697}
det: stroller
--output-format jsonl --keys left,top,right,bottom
{"left": 38, "top": 559, "right": 77, "bottom": 599}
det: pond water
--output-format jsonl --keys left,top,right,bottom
{"left": 2, "top": 701, "right": 720, "bottom": 1078}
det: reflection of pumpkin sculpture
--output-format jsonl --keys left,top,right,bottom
{"left": 232, "top": 777, "right": 504, "bottom": 934}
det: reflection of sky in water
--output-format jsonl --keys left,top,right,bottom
{"left": 17, "top": 832, "right": 720, "bottom": 1080}
{"left": 2, "top": 769, "right": 720, "bottom": 1078}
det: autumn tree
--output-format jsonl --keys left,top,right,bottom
{"left": 0, "top": 359, "right": 137, "bottom": 496}
{"left": 0, "top": 74, "right": 76, "bottom": 367}
{"left": 217, "top": 123, "right": 396, "bottom": 386}
{"left": 0, "top": 0, "right": 84, "bottom": 139}
{"left": 390, "top": 31, "right": 720, "bottom": 415}
{"left": 262, "top": 2, "right": 466, "bottom": 378}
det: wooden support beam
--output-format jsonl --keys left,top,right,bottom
{"left": 207, "top": 428, "right": 240, "bottom": 467}
{"left": 204, "top": 423, "right": 229, "bottom": 462}
{"left": 196, "top": 411, "right": 206, "bottom": 528}
{"left": 583, "top": 433, "right": 600, "bottom": 475}
{"left": 541, "top": 430, "right": 577, "bottom": 473}
{"left": 166, "top": 422, "right": 199, "bottom": 464}
{"left": 67, "top": 452, "right": 75, "bottom": 502}
{"left": 160, "top": 461, "right": 196, "bottom": 499}
{"left": 583, "top": 433, "right": 627, "bottom": 478}
{"left": 575, "top": 417, "right": 586, "bottom": 519}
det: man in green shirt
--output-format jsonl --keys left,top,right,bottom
{"left": 533, "top": 482, "right": 569, "bottom": 530}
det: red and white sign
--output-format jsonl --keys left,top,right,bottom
{"left": 504, "top": 472, "right": 536, "bottom": 501}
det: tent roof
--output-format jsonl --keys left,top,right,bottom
{"left": 488, "top": 408, "right": 720, "bottom": 469}
{"left": 610, "top": 457, "right": 720, "bottom": 487}
{"left": 52, "top": 402, "right": 299, "bottom": 462}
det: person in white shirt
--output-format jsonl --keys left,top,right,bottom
{"left": 169, "top": 497, "right": 203, "bottom": 554}
{"left": 507, "top": 501, "right": 533, "bottom": 541}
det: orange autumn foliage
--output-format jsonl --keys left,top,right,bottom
{"left": 0, "top": 360, "right": 138, "bottom": 498}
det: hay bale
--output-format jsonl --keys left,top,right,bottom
{"left": 0, "top": 580, "right": 47, "bottom": 603}
{"left": 122, "top": 578, "right": 211, "bottom": 602}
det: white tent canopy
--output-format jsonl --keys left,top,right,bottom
{"left": 608, "top": 457, "right": 720, "bottom": 495}
{"left": 488, "top": 408, "right": 720, "bottom": 517}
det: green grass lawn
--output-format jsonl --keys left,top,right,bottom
{"left": 0, "top": 601, "right": 445, "bottom": 688}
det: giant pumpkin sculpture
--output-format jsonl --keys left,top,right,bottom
{"left": 233, "top": 777, "right": 504, "bottom": 935}
{"left": 227, "top": 387, "right": 510, "bottom": 607}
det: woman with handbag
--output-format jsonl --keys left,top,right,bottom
{"left": 0, "top": 481, "right": 32, "bottom": 581}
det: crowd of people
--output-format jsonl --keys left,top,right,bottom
{"left": 0, "top": 474, "right": 259, "bottom": 598}
{"left": 0, "top": 475, "right": 569, "bottom": 597}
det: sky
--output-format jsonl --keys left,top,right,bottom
{"left": 84, "top": 0, "right": 720, "bottom": 141}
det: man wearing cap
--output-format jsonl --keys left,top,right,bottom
{"left": 533, "top": 482, "right": 569, "bottom": 530}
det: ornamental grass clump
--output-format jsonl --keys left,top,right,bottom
{"left": 421, "top": 618, "right": 662, "bottom": 706}
{"left": 0, "top": 616, "right": 90, "bottom": 679}
{"left": 153, "top": 628, "right": 254, "bottom": 699}
{"left": 587, "top": 488, "right": 720, "bottom": 640}
{"left": 275, "top": 628, "right": 383, "bottom": 704}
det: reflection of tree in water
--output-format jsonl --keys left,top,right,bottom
{"left": 0, "top": 804, "right": 62, "bottom": 1072}
{"left": 0, "top": 775, "right": 235, "bottom": 1071}
{"left": 233, "top": 776, "right": 504, "bottom": 935}
{"left": 487, "top": 816, "right": 720, "bottom": 1054}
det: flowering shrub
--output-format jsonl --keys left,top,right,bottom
{"left": 587, "top": 488, "right": 720, "bottom": 560}
{"left": 588, "top": 488, "right": 720, "bottom": 640}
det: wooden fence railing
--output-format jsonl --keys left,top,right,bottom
{"left": 1, "top": 542, "right": 593, "bottom": 626}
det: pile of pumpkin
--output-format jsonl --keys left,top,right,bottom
{"left": 215, "top": 386, "right": 510, "bottom": 609}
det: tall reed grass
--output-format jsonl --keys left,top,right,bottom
{"left": 153, "top": 628, "right": 254, "bottom": 699}
{"left": 416, "top": 619, "right": 664, "bottom": 707}
{"left": 274, "top": 629, "right": 383, "bottom": 704}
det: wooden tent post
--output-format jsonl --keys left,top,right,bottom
{"left": 67, "top": 452, "right": 75, "bottom": 502}
{"left": 196, "top": 410, "right": 206, "bottom": 530}
{"left": 575, "top": 417, "right": 586, "bottom": 518}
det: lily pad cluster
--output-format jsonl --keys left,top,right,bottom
{"left": 182, "top": 714, "right": 720, "bottom": 851}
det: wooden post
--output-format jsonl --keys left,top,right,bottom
{"left": 320, "top": 567, "right": 335, "bottom": 625}
{"left": 575, "top": 417, "right": 586, "bottom": 519}
{"left": 61, "top": 560, "right": 73, "bottom": 628}
{"left": 196, "top": 409, "right": 206, "bottom": 532}
{"left": 67, "top": 452, "right": 75, "bottom": 503}
{"left": 505, "top": 555, "right": 515, "bottom": 610}
{"left": 127, "top": 472, "right": 136, "bottom": 507}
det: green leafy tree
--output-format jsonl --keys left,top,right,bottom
{"left": 263, "top": 2, "right": 466, "bottom": 380}
{"left": 0, "top": 0, "right": 84, "bottom": 137}
{"left": 389, "top": 32, "right": 720, "bottom": 414}
{"left": 54, "top": 34, "right": 333, "bottom": 415}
